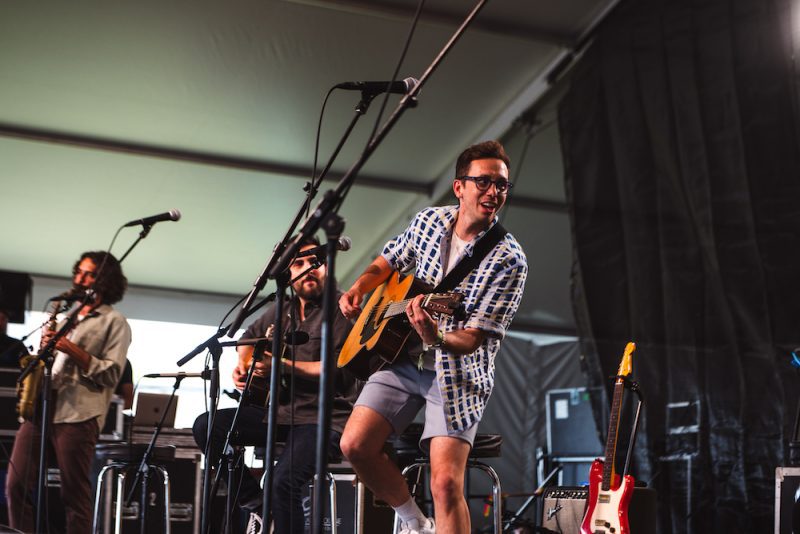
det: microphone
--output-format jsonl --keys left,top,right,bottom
{"left": 47, "top": 289, "right": 93, "bottom": 302}
{"left": 238, "top": 331, "right": 310, "bottom": 347}
{"left": 296, "top": 237, "right": 352, "bottom": 258}
{"left": 123, "top": 209, "right": 181, "bottom": 228}
{"left": 144, "top": 371, "right": 206, "bottom": 379}
{"left": 336, "top": 77, "right": 418, "bottom": 95}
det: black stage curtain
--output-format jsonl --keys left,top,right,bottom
{"left": 558, "top": 0, "right": 800, "bottom": 532}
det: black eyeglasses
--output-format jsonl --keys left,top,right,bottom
{"left": 458, "top": 175, "right": 513, "bottom": 193}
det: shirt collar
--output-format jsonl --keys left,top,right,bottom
{"left": 443, "top": 205, "right": 499, "bottom": 257}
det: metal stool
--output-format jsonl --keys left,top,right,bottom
{"left": 392, "top": 431, "right": 503, "bottom": 534}
{"left": 92, "top": 443, "right": 175, "bottom": 534}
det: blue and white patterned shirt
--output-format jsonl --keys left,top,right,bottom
{"left": 381, "top": 205, "right": 528, "bottom": 431}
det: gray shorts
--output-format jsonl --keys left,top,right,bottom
{"left": 355, "top": 359, "right": 478, "bottom": 450}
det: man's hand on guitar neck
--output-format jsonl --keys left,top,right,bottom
{"left": 406, "top": 295, "right": 489, "bottom": 355}
{"left": 406, "top": 294, "right": 440, "bottom": 346}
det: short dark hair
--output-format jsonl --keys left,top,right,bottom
{"left": 295, "top": 234, "right": 321, "bottom": 249}
{"left": 73, "top": 251, "right": 127, "bottom": 305}
{"left": 455, "top": 140, "right": 511, "bottom": 178}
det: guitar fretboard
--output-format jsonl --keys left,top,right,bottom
{"left": 602, "top": 379, "right": 625, "bottom": 491}
{"left": 380, "top": 298, "right": 415, "bottom": 319}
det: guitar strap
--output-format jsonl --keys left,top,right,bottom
{"left": 434, "top": 222, "right": 507, "bottom": 293}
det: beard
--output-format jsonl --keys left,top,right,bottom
{"left": 294, "top": 275, "right": 323, "bottom": 302}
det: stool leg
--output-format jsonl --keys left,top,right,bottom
{"left": 140, "top": 469, "right": 148, "bottom": 534}
{"left": 115, "top": 471, "right": 126, "bottom": 534}
{"left": 93, "top": 464, "right": 116, "bottom": 534}
{"left": 469, "top": 462, "right": 502, "bottom": 534}
{"left": 154, "top": 466, "right": 171, "bottom": 534}
{"left": 327, "top": 472, "right": 337, "bottom": 534}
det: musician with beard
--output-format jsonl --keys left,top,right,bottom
{"left": 192, "top": 235, "right": 358, "bottom": 534}
{"left": 6, "top": 251, "right": 131, "bottom": 534}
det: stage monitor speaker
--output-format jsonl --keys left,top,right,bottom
{"left": 540, "top": 485, "right": 657, "bottom": 534}
{"left": 304, "top": 473, "right": 394, "bottom": 534}
{"left": 0, "top": 272, "right": 31, "bottom": 324}
{"left": 546, "top": 388, "right": 604, "bottom": 457}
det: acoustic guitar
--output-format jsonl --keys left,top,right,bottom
{"left": 337, "top": 271, "right": 464, "bottom": 380}
{"left": 581, "top": 342, "right": 636, "bottom": 534}
{"left": 239, "top": 325, "right": 288, "bottom": 407}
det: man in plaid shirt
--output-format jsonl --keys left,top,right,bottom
{"left": 339, "top": 140, "right": 527, "bottom": 534}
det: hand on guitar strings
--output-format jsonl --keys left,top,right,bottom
{"left": 339, "top": 289, "right": 363, "bottom": 320}
{"left": 232, "top": 357, "right": 272, "bottom": 390}
{"left": 406, "top": 295, "right": 440, "bottom": 346}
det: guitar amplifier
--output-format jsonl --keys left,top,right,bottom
{"left": 541, "top": 486, "right": 587, "bottom": 534}
{"left": 540, "top": 485, "right": 657, "bottom": 534}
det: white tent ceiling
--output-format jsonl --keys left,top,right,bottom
{"left": 0, "top": 0, "right": 618, "bottom": 333}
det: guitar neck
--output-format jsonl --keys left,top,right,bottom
{"left": 383, "top": 298, "right": 415, "bottom": 319}
{"left": 602, "top": 379, "right": 625, "bottom": 491}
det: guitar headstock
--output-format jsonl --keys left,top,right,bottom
{"left": 422, "top": 292, "right": 465, "bottom": 316}
{"left": 618, "top": 342, "right": 635, "bottom": 377}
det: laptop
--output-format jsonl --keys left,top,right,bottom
{"left": 132, "top": 392, "right": 178, "bottom": 428}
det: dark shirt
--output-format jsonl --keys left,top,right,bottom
{"left": 114, "top": 359, "right": 133, "bottom": 395}
{"left": 0, "top": 334, "right": 27, "bottom": 366}
{"left": 242, "top": 293, "right": 358, "bottom": 433}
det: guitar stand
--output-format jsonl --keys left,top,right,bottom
{"left": 619, "top": 377, "right": 645, "bottom": 479}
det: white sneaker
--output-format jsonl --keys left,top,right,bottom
{"left": 245, "top": 511, "right": 263, "bottom": 534}
{"left": 398, "top": 516, "right": 435, "bottom": 534}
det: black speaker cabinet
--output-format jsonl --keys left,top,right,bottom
{"left": 0, "top": 272, "right": 31, "bottom": 324}
{"left": 775, "top": 467, "right": 800, "bottom": 534}
{"left": 303, "top": 473, "right": 394, "bottom": 534}
{"left": 540, "top": 485, "right": 657, "bottom": 534}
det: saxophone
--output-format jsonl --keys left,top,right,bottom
{"left": 16, "top": 300, "right": 59, "bottom": 422}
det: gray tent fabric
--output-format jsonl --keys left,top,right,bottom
{"left": 467, "top": 332, "right": 583, "bottom": 529}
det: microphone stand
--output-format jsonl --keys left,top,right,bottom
{"left": 312, "top": 215, "right": 344, "bottom": 534}
{"left": 258, "top": 2, "right": 489, "bottom": 531}
{"left": 210, "top": 336, "right": 269, "bottom": 534}
{"left": 176, "top": 296, "right": 275, "bottom": 534}
{"left": 18, "top": 301, "right": 82, "bottom": 534}
{"left": 225, "top": 90, "right": 381, "bottom": 340}
{"left": 226, "top": 2, "right": 489, "bottom": 527}
{"left": 118, "top": 223, "right": 154, "bottom": 263}
{"left": 260, "top": 271, "right": 288, "bottom": 529}
{"left": 124, "top": 375, "right": 186, "bottom": 534}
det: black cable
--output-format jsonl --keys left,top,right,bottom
{"left": 366, "top": 0, "right": 427, "bottom": 146}
{"left": 306, "top": 87, "right": 338, "bottom": 219}
{"left": 334, "top": 0, "right": 427, "bottom": 216}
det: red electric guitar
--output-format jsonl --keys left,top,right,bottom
{"left": 581, "top": 342, "right": 636, "bottom": 534}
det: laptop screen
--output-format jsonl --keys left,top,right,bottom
{"left": 133, "top": 392, "right": 178, "bottom": 428}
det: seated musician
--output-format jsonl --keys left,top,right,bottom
{"left": 192, "top": 235, "right": 358, "bottom": 534}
